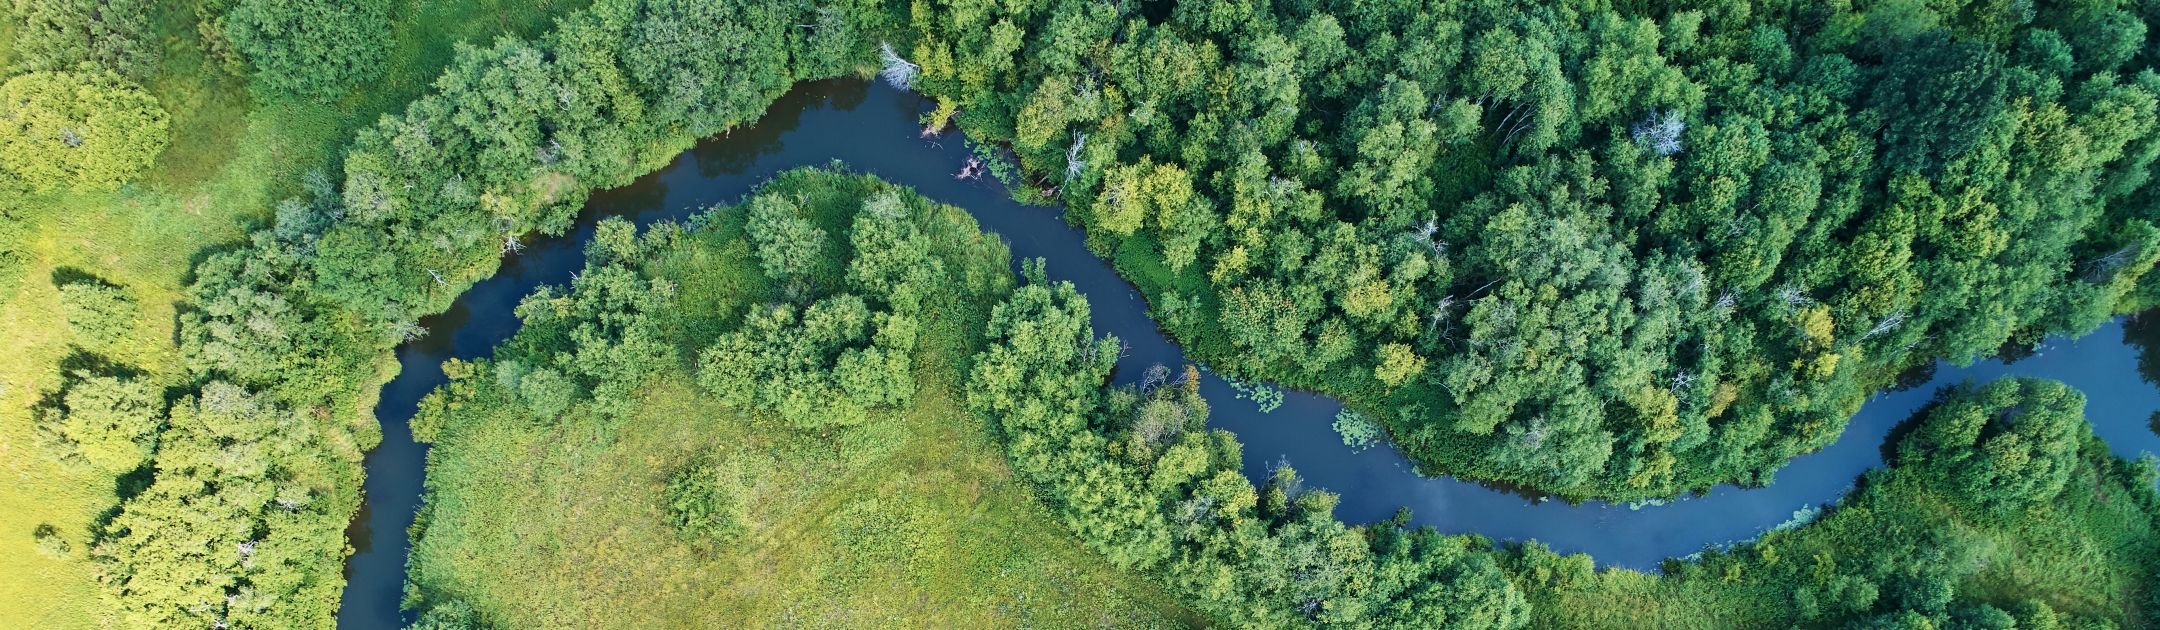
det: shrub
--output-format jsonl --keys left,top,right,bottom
{"left": 0, "top": 71, "right": 169, "bottom": 191}
{"left": 57, "top": 277, "right": 136, "bottom": 347}
{"left": 1896, "top": 378, "right": 2087, "bottom": 514}
{"left": 662, "top": 462, "right": 745, "bottom": 548}
{"left": 32, "top": 523, "right": 71, "bottom": 559}
{"left": 409, "top": 599, "right": 482, "bottom": 630}
{"left": 216, "top": 0, "right": 390, "bottom": 100}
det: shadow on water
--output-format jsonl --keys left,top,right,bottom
{"left": 335, "top": 79, "right": 2160, "bottom": 627}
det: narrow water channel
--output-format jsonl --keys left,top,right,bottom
{"left": 335, "top": 79, "right": 2160, "bottom": 628}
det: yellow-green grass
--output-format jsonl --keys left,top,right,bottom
{"left": 406, "top": 174, "right": 1198, "bottom": 627}
{"left": 411, "top": 374, "right": 1197, "bottom": 628}
{"left": 0, "top": 2, "right": 583, "bottom": 625}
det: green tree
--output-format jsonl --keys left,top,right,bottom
{"left": 0, "top": 71, "right": 169, "bottom": 191}
{"left": 1897, "top": 378, "right": 2087, "bottom": 513}
{"left": 744, "top": 194, "right": 828, "bottom": 294}
{"left": 6, "top": 0, "right": 159, "bottom": 78}
{"left": 37, "top": 371, "right": 164, "bottom": 473}
{"left": 57, "top": 276, "right": 137, "bottom": 348}
{"left": 93, "top": 382, "right": 347, "bottom": 628}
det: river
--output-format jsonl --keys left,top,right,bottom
{"left": 335, "top": 79, "right": 2160, "bottom": 628}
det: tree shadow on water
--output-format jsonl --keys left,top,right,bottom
{"left": 2124, "top": 311, "right": 2160, "bottom": 386}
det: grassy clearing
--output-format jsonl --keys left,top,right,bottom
{"left": 405, "top": 171, "right": 1196, "bottom": 627}
{"left": 0, "top": 2, "right": 583, "bottom": 626}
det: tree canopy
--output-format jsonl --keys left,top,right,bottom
{"left": 0, "top": 71, "right": 169, "bottom": 191}
{"left": 886, "top": 0, "right": 2160, "bottom": 499}
{"left": 216, "top": 0, "right": 392, "bottom": 100}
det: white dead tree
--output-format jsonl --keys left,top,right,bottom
{"left": 1140, "top": 363, "right": 1170, "bottom": 393}
{"left": 1775, "top": 284, "right": 1812, "bottom": 309}
{"left": 1632, "top": 109, "right": 1686, "bottom": 156}
{"left": 386, "top": 320, "right": 428, "bottom": 342}
{"left": 1065, "top": 131, "right": 1088, "bottom": 179}
{"left": 1427, "top": 295, "right": 1458, "bottom": 339}
{"left": 879, "top": 42, "right": 919, "bottom": 90}
{"left": 1862, "top": 311, "right": 1907, "bottom": 340}
{"left": 1668, "top": 369, "right": 1696, "bottom": 393}
{"left": 2085, "top": 246, "right": 2140, "bottom": 282}
{"left": 1713, "top": 291, "right": 1737, "bottom": 314}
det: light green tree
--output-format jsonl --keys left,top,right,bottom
{"left": 0, "top": 71, "right": 168, "bottom": 191}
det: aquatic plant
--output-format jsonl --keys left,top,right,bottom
{"left": 1333, "top": 409, "right": 1383, "bottom": 452}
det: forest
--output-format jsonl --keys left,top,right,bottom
{"left": 0, "top": 0, "right": 2156, "bottom": 627}
{"left": 884, "top": 0, "right": 2160, "bottom": 499}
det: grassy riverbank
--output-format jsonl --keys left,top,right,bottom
{"left": 403, "top": 170, "right": 1196, "bottom": 627}
{"left": 0, "top": 2, "right": 582, "bottom": 625}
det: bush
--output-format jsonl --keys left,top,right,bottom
{"left": 216, "top": 0, "right": 391, "bottom": 100}
{"left": 409, "top": 599, "right": 482, "bottom": 630}
{"left": 662, "top": 462, "right": 746, "bottom": 548}
{"left": 0, "top": 71, "right": 169, "bottom": 191}
{"left": 32, "top": 523, "right": 71, "bottom": 559}
{"left": 57, "top": 276, "right": 136, "bottom": 347}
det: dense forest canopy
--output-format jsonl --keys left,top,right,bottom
{"left": 882, "top": 0, "right": 2160, "bottom": 498}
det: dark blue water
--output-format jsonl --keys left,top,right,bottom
{"left": 337, "top": 79, "right": 2160, "bottom": 627}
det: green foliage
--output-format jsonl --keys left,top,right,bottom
{"left": 5, "top": 0, "right": 159, "bottom": 78}
{"left": 92, "top": 382, "right": 351, "bottom": 629}
{"left": 36, "top": 370, "right": 164, "bottom": 474}
{"left": 696, "top": 294, "right": 915, "bottom": 430}
{"left": 743, "top": 193, "right": 827, "bottom": 293}
{"left": 696, "top": 187, "right": 945, "bottom": 432}
{"left": 846, "top": 190, "right": 948, "bottom": 314}
{"left": 55, "top": 276, "right": 137, "bottom": 348}
{"left": 969, "top": 274, "right": 1530, "bottom": 628}
{"left": 407, "top": 599, "right": 483, "bottom": 630}
{"left": 1527, "top": 377, "right": 2160, "bottom": 628}
{"left": 615, "top": 0, "right": 796, "bottom": 133}
{"left": 0, "top": 71, "right": 169, "bottom": 191}
{"left": 1334, "top": 409, "right": 1382, "bottom": 452}
{"left": 33, "top": 523, "right": 72, "bottom": 560}
{"left": 216, "top": 0, "right": 392, "bottom": 100}
{"left": 1898, "top": 378, "right": 2087, "bottom": 514}
{"left": 178, "top": 187, "right": 379, "bottom": 410}
{"left": 661, "top": 460, "right": 746, "bottom": 548}
{"left": 513, "top": 218, "right": 679, "bottom": 418}
{"left": 897, "top": 0, "right": 2160, "bottom": 501}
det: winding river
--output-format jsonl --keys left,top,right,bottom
{"left": 335, "top": 79, "right": 2160, "bottom": 628}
